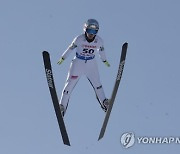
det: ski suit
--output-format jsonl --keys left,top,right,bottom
{"left": 59, "top": 34, "right": 108, "bottom": 110}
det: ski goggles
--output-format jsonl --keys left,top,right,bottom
{"left": 86, "top": 28, "right": 98, "bottom": 35}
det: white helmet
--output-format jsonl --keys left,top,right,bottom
{"left": 83, "top": 19, "right": 99, "bottom": 35}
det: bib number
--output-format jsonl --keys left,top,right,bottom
{"left": 83, "top": 48, "right": 95, "bottom": 54}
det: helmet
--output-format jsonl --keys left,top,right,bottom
{"left": 83, "top": 19, "right": 99, "bottom": 35}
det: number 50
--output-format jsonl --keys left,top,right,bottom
{"left": 83, "top": 48, "right": 94, "bottom": 54}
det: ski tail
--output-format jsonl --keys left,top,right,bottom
{"left": 42, "top": 51, "right": 70, "bottom": 146}
{"left": 98, "top": 42, "right": 128, "bottom": 140}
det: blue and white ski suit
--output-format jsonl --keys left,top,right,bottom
{"left": 59, "top": 34, "right": 108, "bottom": 111}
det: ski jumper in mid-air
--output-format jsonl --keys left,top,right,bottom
{"left": 57, "top": 19, "right": 110, "bottom": 116}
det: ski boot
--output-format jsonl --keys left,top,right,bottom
{"left": 101, "top": 99, "right": 109, "bottom": 112}
{"left": 59, "top": 104, "right": 65, "bottom": 117}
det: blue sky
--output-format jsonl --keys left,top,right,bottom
{"left": 0, "top": 0, "right": 180, "bottom": 153}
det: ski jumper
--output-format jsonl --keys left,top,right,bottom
{"left": 59, "top": 34, "right": 107, "bottom": 110}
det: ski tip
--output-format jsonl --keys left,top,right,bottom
{"left": 123, "top": 42, "right": 128, "bottom": 47}
{"left": 42, "top": 51, "right": 49, "bottom": 55}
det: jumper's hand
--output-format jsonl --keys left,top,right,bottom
{"left": 57, "top": 58, "right": 64, "bottom": 65}
{"left": 104, "top": 61, "right": 110, "bottom": 67}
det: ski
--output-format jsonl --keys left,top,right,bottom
{"left": 42, "top": 51, "right": 70, "bottom": 146}
{"left": 98, "top": 42, "right": 128, "bottom": 140}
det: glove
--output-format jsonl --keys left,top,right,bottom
{"left": 104, "top": 61, "right": 110, "bottom": 67}
{"left": 57, "top": 57, "right": 64, "bottom": 65}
